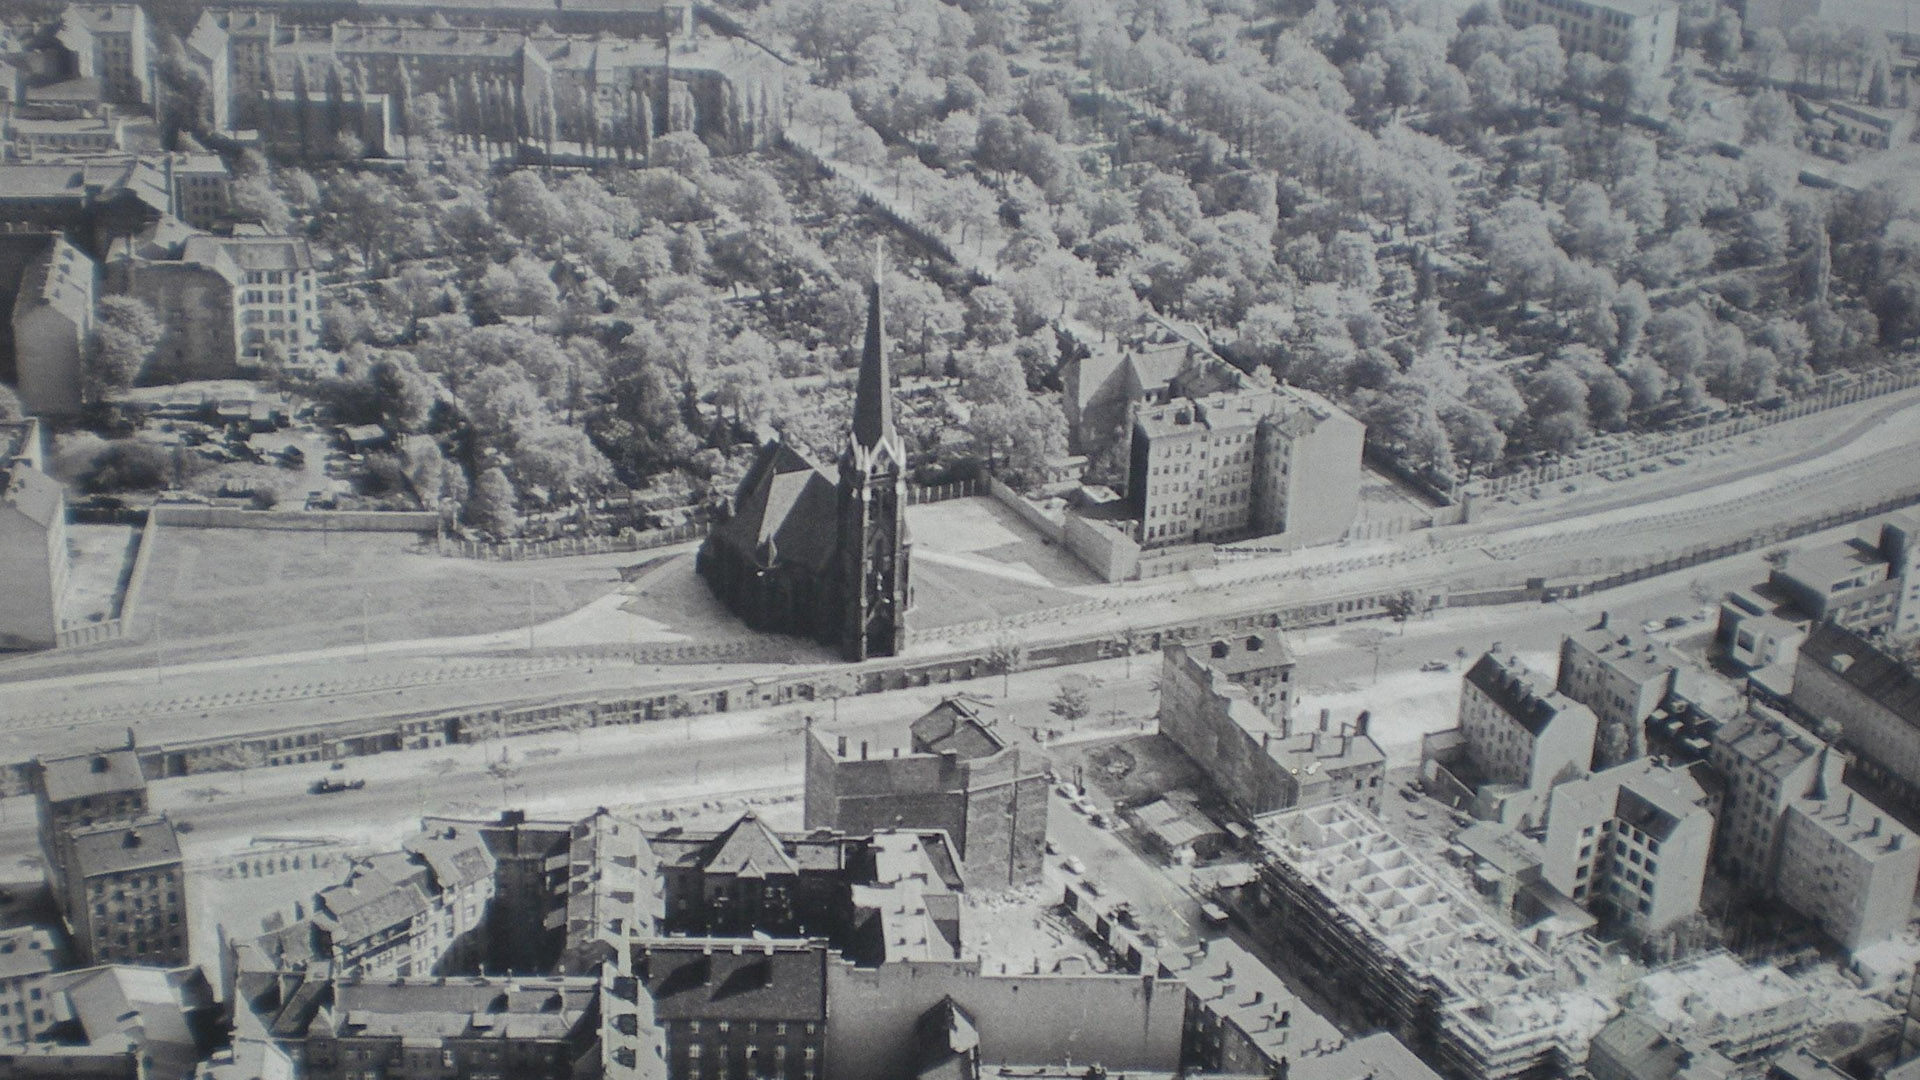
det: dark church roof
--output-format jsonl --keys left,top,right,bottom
{"left": 710, "top": 442, "right": 839, "bottom": 573}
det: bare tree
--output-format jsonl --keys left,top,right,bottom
{"left": 986, "top": 634, "right": 1029, "bottom": 697}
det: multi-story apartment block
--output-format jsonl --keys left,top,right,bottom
{"left": 257, "top": 826, "right": 495, "bottom": 979}
{"left": 650, "top": 812, "right": 850, "bottom": 941}
{"left": 12, "top": 234, "right": 94, "bottom": 417}
{"left": 220, "top": 234, "right": 319, "bottom": 367}
{"left": 1557, "top": 628, "right": 1680, "bottom": 763}
{"left": 558, "top": 809, "right": 661, "bottom": 976}
{"left": 0, "top": 448, "right": 70, "bottom": 651}
{"left": 1127, "top": 382, "right": 1364, "bottom": 550}
{"left": 1791, "top": 622, "right": 1920, "bottom": 811}
{"left": 278, "top": 975, "right": 601, "bottom": 1080}
{"left": 1587, "top": 1013, "right": 1735, "bottom": 1080}
{"left": 636, "top": 938, "right": 829, "bottom": 1080}
{"left": 1774, "top": 789, "right": 1920, "bottom": 952}
{"left": 1454, "top": 651, "right": 1598, "bottom": 826}
{"left": 804, "top": 698, "right": 1047, "bottom": 889}
{"left": 1167, "top": 936, "right": 1344, "bottom": 1076}
{"left": 1159, "top": 641, "right": 1382, "bottom": 819}
{"left": 1630, "top": 954, "right": 1809, "bottom": 1060}
{"left": 55, "top": 6, "right": 150, "bottom": 106}
{"left": 1170, "top": 634, "right": 1297, "bottom": 724}
{"left": 0, "top": 926, "right": 61, "bottom": 1044}
{"left": 1541, "top": 759, "right": 1715, "bottom": 937}
{"left": 1705, "top": 702, "right": 1917, "bottom": 952}
{"left": 31, "top": 744, "right": 148, "bottom": 887}
{"left": 1497, "top": 0, "right": 1677, "bottom": 73}
{"left": 61, "top": 815, "right": 188, "bottom": 968}
{"left": 0, "top": 159, "right": 169, "bottom": 260}
{"left": 1706, "top": 706, "right": 1842, "bottom": 881}
{"left": 162, "top": 154, "right": 231, "bottom": 230}
{"left": 1239, "top": 800, "right": 1611, "bottom": 1080}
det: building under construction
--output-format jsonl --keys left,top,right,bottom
{"left": 1232, "top": 800, "right": 1613, "bottom": 1080}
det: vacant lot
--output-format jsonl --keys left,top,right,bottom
{"left": 131, "top": 527, "right": 623, "bottom": 664}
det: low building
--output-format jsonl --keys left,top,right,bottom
{"left": 1715, "top": 589, "right": 1809, "bottom": 674}
{"left": 1769, "top": 522, "right": 1916, "bottom": 636}
{"left": 11, "top": 235, "right": 93, "bottom": 418}
{"left": 1540, "top": 760, "right": 1715, "bottom": 937}
{"left": 1630, "top": 954, "right": 1809, "bottom": 1060}
{"left": 1497, "top": 0, "right": 1677, "bottom": 73}
{"left": 804, "top": 698, "right": 1047, "bottom": 889}
{"left": 1558, "top": 628, "right": 1680, "bottom": 764}
{"left": 8, "top": 115, "right": 127, "bottom": 156}
{"left": 60, "top": 815, "right": 187, "bottom": 968}
{"left": 1454, "top": 651, "right": 1598, "bottom": 827}
{"left": 1160, "top": 642, "right": 1383, "bottom": 820}
{"left": 1125, "top": 794, "right": 1229, "bottom": 865}
{"left": 1588, "top": 1013, "right": 1735, "bottom": 1080}
{"left": 40, "top": 964, "right": 217, "bottom": 1080}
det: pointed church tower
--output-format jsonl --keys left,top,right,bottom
{"left": 836, "top": 245, "right": 911, "bottom": 661}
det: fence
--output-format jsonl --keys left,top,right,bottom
{"left": 151, "top": 506, "right": 440, "bottom": 532}
{"left": 438, "top": 521, "right": 712, "bottom": 561}
{"left": 55, "top": 513, "right": 162, "bottom": 649}
{"left": 1463, "top": 368, "right": 1920, "bottom": 500}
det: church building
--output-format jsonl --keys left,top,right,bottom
{"left": 695, "top": 266, "right": 911, "bottom": 661}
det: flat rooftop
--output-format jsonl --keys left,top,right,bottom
{"left": 1168, "top": 938, "right": 1343, "bottom": 1063}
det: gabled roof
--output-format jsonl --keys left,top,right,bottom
{"left": 1465, "top": 653, "right": 1590, "bottom": 738}
{"left": 711, "top": 441, "right": 839, "bottom": 573}
{"left": 638, "top": 940, "right": 826, "bottom": 1022}
{"left": 909, "top": 698, "right": 1004, "bottom": 760}
{"left": 697, "top": 812, "right": 799, "bottom": 878}
{"left": 1799, "top": 621, "right": 1920, "bottom": 726}
{"left": 66, "top": 817, "right": 181, "bottom": 879}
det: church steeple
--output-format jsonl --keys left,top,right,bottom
{"left": 851, "top": 244, "right": 894, "bottom": 453}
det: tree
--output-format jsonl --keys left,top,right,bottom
{"left": 1384, "top": 589, "right": 1420, "bottom": 634}
{"left": 85, "top": 296, "right": 163, "bottom": 402}
{"left": 0, "top": 384, "right": 22, "bottom": 420}
{"left": 986, "top": 634, "right": 1028, "bottom": 697}
{"left": 466, "top": 465, "right": 518, "bottom": 536}
{"left": 1049, "top": 681, "right": 1091, "bottom": 727}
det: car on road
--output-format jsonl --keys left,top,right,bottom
{"left": 1088, "top": 812, "right": 1108, "bottom": 829}
{"left": 1062, "top": 857, "right": 1085, "bottom": 875}
{"left": 1663, "top": 615, "right": 1689, "bottom": 629}
{"left": 1200, "top": 902, "right": 1231, "bottom": 926}
{"left": 1420, "top": 660, "right": 1449, "bottom": 672}
{"left": 1641, "top": 619, "right": 1666, "bottom": 634}
{"left": 309, "top": 777, "right": 366, "bottom": 795}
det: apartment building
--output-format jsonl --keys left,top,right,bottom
{"left": 218, "top": 234, "right": 320, "bottom": 367}
{"left": 1127, "top": 382, "right": 1363, "bottom": 550}
{"left": 61, "top": 815, "right": 188, "bottom": 967}
{"left": 7, "top": 115, "right": 127, "bottom": 156}
{"left": 558, "top": 809, "right": 661, "bottom": 976}
{"left": 0, "top": 448, "right": 69, "bottom": 651}
{"left": 1707, "top": 706, "right": 1842, "bottom": 882}
{"left": 0, "top": 926, "right": 60, "bottom": 1044}
{"left": 804, "top": 698, "right": 1047, "bottom": 889}
{"left": 11, "top": 234, "right": 93, "bottom": 416}
{"left": 637, "top": 938, "right": 829, "bottom": 1080}
{"left": 1168, "top": 936, "right": 1344, "bottom": 1076}
{"left": 1498, "top": 0, "right": 1678, "bottom": 73}
{"left": 55, "top": 6, "right": 150, "bottom": 106}
{"left": 30, "top": 744, "right": 148, "bottom": 893}
{"left": 1168, "top": 634, "right": 1297, "bottom": 724}
{"left": 1792, "top": 622, "right": 1920, "bottom": 811}
{"left": 1240, "top": 800, "right": 1611, "bottom": 1080}
{"left": 1558, "top": 628, "right": 1680, "bottom": 764}
{"left": 1454, "top": 651, "right": 1599, "bottom": 826}
{"left": 1160, "top": 640, "right": 1381, "bottom": 819}
{"left": 1774, "top": 789, "right": 1920, "bottom": 952}
{"left": 256, "top": 826, "right": 495, "bottom": 979}
{"left": 280, "top": 975, "right": 601, "bottom": 1080}
{"left": 1540, "top": 759, "right": 1716, "bottom": 937}
{"left": 1588, "top": 1012, "right": 1735, "bottom": 1080}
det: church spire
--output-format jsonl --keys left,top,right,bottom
{"left": 851, "top": 241, "right": 893, "bottom": 451}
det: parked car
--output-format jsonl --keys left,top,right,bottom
{"left": 1641, "top": 619, "right": 1665, "bottom": 634}
{"left": 1420, "top": 660, "right": 1449, "bottom": 672}
{"left": 1062, "top": 857, "right": 1086, "bottom": 875}
{"left": 309, "top": 777, "right": 366, "bottom": 795}
{"left": 1664, "top": 615, "right": 1689, "bottom": 629}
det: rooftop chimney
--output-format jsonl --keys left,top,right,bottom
{"left": 1319, "top": 709, "right": 1329, "bottom": 732}
{"left": 837, "top": 735, "right": 848, "bottom": 757}
{"left": 1355, "top": 711, "right": 1371, "bottom": 738}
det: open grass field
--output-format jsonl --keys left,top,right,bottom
{"left": 127, "top": 527, "right": 624, "bottom": 665}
